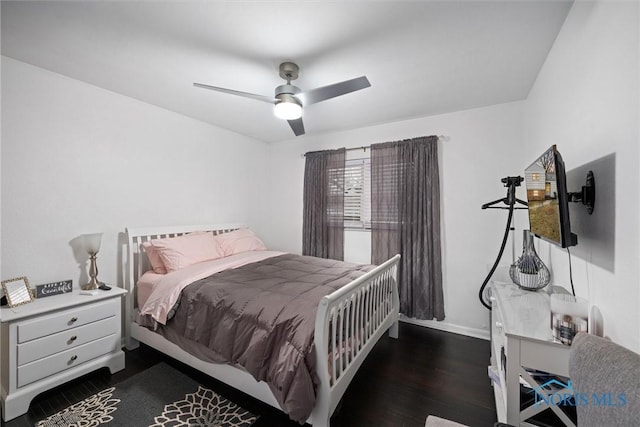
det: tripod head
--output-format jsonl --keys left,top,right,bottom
{"left": 501, "top": 176, "right": 524, "bottom": 188}
{"left": 502, "top": 176, "right": 524, "bottom": 206}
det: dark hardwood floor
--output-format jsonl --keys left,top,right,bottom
{"left": 2, "top": 323, "right": 497, "bottom": 427}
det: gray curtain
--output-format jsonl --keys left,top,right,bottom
{"left": 302, "top": 148, "right": 346, "bottom": 260}
{"left": 371, "top": 136, "right": 444, "bottom": 320}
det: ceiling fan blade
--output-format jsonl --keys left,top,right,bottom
{"left": 193, "top": 82, "right": 275, "bottom": 104}
{"left": 298, "top": 76, "right": 370, "bottom": 106}
{"left": 288, "top": 118, "right": 305, "bottom": 136}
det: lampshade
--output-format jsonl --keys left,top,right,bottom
{"left": 274, "top": 95, "right": 302, "bottom": 120}
{"left": 82, "top": 233, "right": 103, "bottom": 254}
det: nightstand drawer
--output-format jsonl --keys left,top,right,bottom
{"left": 17, "top": 298, "right": 117, "bottom": 343}
{"left": 17, "top": 316, "right": 117, "bottom": 366}
{"left": 17, "top": 334, "right": 119, "bottom": 388}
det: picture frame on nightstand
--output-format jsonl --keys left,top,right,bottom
{"left": 1, "top": 277, "right": 35, "bottom": 307}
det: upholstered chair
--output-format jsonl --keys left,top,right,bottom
{"left": 569, "top": 332, "right": 640, "bottom": 427}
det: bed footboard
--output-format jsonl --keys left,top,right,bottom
{"left": 311, "top": 254, "right": 400, "bottom": 427}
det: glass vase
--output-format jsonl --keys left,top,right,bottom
{"left": 509, "top": 230, "right": 550, "bottom": 291}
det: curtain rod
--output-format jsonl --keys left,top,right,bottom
{"left": 303, "top": 135, "right": 448, "bottom": 157}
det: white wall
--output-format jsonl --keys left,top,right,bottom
{"left": 264, "top": 101, "right": 527, "bottom": 339}
{"left": 1, "top": 57, "right": 269, "bottom": 289}
{"left": 525, "top": 0, "right": 639, "bottom": 351}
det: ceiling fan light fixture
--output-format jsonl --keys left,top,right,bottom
{"left": 194, "top": 61, "right": 369, "bottom": 136}
{"left": 274, "top": 94, "right": 302, "bottom": 120}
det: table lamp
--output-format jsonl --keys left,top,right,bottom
{"left": 82, "top": 233, "right": 103, "bottom": 290}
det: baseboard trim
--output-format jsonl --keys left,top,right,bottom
{"left": 399, "top": 315, "right": 490, "bottom": 341}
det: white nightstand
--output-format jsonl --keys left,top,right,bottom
{"left": 0, "top": 287, "right": 126, "bottom": 421}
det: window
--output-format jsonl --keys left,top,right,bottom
{"left": 343, "top": 158, "right": 371, "bottom": 229}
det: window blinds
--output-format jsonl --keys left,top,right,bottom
{"left": 344, "top": 158, "right": 371, "bottom": 229}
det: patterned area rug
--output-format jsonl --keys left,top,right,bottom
{"left": 36, "top": 362, "right": 257, "bottom": 427}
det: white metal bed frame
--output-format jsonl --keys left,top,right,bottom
{"left": 124, "top": 223, "right": 400, "bottom": 427}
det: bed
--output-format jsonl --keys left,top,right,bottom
{"left": 124, "top": 223, "right": 400, "bottom": 427}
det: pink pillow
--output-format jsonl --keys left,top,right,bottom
{"left": 150, "top": 231, "right": 225, "bottom": 273}
{"left": 214, "top": 228, "right": 267, "bottom": 256}
{"left": 142, "top": 242, "right": 167, "bottom": 274}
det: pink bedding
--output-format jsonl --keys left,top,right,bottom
{"left": 136, "top": 271, "right": 164, "bottom": 308}
{"left": 138, "top": 250, "right": 285, "bottom": 324}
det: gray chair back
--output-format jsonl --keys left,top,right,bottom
{"left": 569, "top": 332, "right": 640, "bottom": 426}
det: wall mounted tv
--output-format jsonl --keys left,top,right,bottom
{"left": 524, "top": 145, "right": 577, "bottom": 248}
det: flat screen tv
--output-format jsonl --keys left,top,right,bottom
{"left": 524, "top": 145, "right": 577, "bottom": 248}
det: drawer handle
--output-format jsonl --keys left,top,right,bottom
{"left": 70, "top": 317, "right": 78, "bottom": 323}
{"left": 70, "top": 355, "right": 78, "bottom": 362}
{"left": 68, "top": 335, "right": 78, "bottom": 343}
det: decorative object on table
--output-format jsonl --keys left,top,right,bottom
{"left": 35, "top": 362, "right": 257, "bottom": 427}
{"left": 82, "top": 232, "right": 103, "bottom": 290}
{"left": 550, "top": 293, "right": 588, "bottom": 345}
{"left": 509, "top": 229, "right": 550, "bottom": 291}
{"left": 1, "top": 276, "right": 34, "bottom": 307}
{"left": 35, "top": 279, "right": 73, "bottom": 299}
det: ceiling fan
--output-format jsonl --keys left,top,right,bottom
{"left": 193, "top": 62, "right": 370, "bottom": 136}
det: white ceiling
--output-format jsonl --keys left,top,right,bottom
{"left": 1, "top": 1, "right": 572, "bottom": 143}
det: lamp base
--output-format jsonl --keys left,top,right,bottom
{"left": 84, "top": 253, "right": 100, "bottom": 290}
{"left": 82, "top": 279, "right": 99, "bottom": 290}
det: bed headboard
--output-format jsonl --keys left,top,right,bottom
{"left": 124, "top": 223, "right": 246, "bottom": 347}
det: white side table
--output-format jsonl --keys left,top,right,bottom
{"left": 489, "top": 280, "right": 575, "bottom": 427}
{"left": 0, "top": 287, "right": 126, "bottom": 421}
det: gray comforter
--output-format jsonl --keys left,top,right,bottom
{"left": 158, "top": 253, "right": 374, "bottom": 423}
